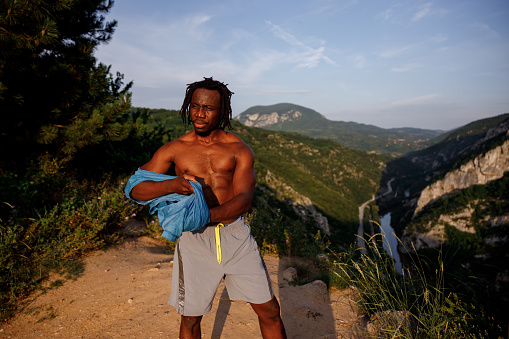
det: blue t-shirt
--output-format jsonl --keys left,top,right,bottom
{"left": 124, "top": 168, "right": 210, "bottom": 241}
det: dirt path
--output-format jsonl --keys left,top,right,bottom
{"left": 1, "top": 236, "right": 371, "bottom": 338}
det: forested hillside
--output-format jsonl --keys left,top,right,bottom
{"left": 139, "top": 108, "right": 387, "bottom": 246}
{"left": 235, "top": 103, "right": 444, "bottom": 157}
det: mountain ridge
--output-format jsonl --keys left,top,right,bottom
{"left": 235, "top": 103, "right": 445, "bottom": 157}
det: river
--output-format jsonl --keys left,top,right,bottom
{"left": 358, "top": 178, "right": 402, "bottom": 273}
{"left": 379, "top": 213, "right": 402, "bottom": 273}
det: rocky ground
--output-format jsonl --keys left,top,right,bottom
{"left": 0, "top": 233, "right": 372, "bottom": 338}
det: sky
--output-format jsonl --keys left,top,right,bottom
{"left": 95, "top": 0, "right": 509, "bottom": 130}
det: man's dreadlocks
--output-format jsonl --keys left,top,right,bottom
{"left": 180, "top": 77, "right": 234, "bottom": 130}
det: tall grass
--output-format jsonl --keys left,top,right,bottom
{"left": 329, "top": 234, "right": 496, "bottom": 338}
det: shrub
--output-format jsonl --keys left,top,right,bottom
{"left": 0, "top": 176, "right": 142, "bottom": 320}
{"left": 245, "top": 207, "right": 327, "bottom": 257}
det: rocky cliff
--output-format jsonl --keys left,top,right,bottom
{"left": 400, "top": 205, "right": 509, "bottom": 252}
{"left": 395, "top": 119, "right": 509, "bottom": 251}
{"left": 414, "top": 138, "right": 509, "bottom": 216}
{"left": 240, "top": 110, "right": 304, "bottom": 128}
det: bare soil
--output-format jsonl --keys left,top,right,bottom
{"left": 0, "top": 235, "right": 371, "bottom": 338}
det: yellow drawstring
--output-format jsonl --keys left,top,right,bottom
{"left": 215, "top": 223, "right": 225, "bottom": 264}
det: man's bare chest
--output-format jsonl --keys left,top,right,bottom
{"left": 173, "top": 144, "right": 236, "bottom": 177}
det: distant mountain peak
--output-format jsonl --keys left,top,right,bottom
{"left": 235, "top": 103, "right": 325, "bottom": 128}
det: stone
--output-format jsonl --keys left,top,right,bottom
{"left": 316, "top": 254, "right": 329, "bottom": 263}
{"left": 300, "top": 280, "right": 328, "bottom": 303}
{"left": 283, "top": 267, "right": 297, "bottom": 282}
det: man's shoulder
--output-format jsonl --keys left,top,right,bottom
{"left": 221, "top": 130, "right": 248, "bottom": 145}
{"left": 165, "top": 131, "right": 197, "bottom": 147}
{"left": 176, "top": 131, "right": 195, "bottom": 142}
{"left": 157, "top": 136, "right": 189, "bottom": 154}
{"left": 221, "top": 131, "right": 254, "bottom": 161}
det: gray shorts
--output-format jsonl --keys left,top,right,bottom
{"left": 168, "top": 216, "right": 274, "bottom": 316}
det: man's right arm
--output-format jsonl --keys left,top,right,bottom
{"left": 130, "top": 143, "right": 196, "bottom": 201}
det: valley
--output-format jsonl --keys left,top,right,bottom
{"left": 138, "top": 106, "right": 509, "bottom": 335}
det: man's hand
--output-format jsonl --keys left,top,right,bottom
{"left": 168, "top": 174, "right": 197, "bottom": 195}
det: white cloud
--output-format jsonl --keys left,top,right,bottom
{"left": 471, "top": 23, "right": 499, "bottom": 39}
{"left": 376, "top": 4, "right": 400, "bottom": 23}
{"left": 378, "top": 34, "right": 446, "bottom": 60}
{"left": 238, "top": 52, "right": 284, "bottom": 82}
{"left": 412, "top": 2, "right": 433, "bottom": 22}
{"left": 391, "top": 93, "right": 440, "bottom": 106}
{"left": 96, "top": 0, "right": 508, "bottom": 129}
{"left": 376, "top": 8, "right": 394, "bottom": 22}
{"left": 297, "top": 0, "right": 358, "bottom": 19}
{"left": 429, "top": 34, "right": 448, "bottom": 43}
{"left": 411, "top": 2, "right": 448, "bottom": 22}
{"left": 267, "top": 21, "right": 336, "bottom": 68}
{"left": 350, "top": 54, "right": 367, "bottom": 69}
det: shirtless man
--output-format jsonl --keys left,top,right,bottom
{"left": 129, "top": 77, "right": 286, "bottom": 339}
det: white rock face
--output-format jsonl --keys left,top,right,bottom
{"left": 400, "top": 207, "right": 478, "bottom": 252}
{"left": 400, "top": 210, "right": 509, "bottom": 252}
{"left": 414, "top": 139, "right": 509, "bottom": 216}
{"left": 240, "top": 110, "right": 303, "bottom": 127}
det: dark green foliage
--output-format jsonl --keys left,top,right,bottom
{"left": 69, "top": 108, "right": 171, "bottom": 179}
{"left": 246, "top": 205, "right": 325, "bottom": 258}
{"left": 0, "top": 0, "right": 138, "bottom": 167}
{"left": 437, "top": 113, "right": 509, "bottom": 143}
{"left": 131, "top": 107, "right": 192, "bottom": 143}
{"left": 242, "top": 126, "right": 384, "bottom": 245}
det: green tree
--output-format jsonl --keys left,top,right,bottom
{"left": 0, "top": 0, "right": 140, "bottom": 166}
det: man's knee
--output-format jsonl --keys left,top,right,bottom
{"left": 180, "top": 315, "right": 202, "bottom": 330}
{"left": 251, "top": 297, "right": 282, "bottom": 320}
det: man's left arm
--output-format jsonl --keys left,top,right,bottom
{"left": 209, "top": 145, "right": 255, "bottom": 223}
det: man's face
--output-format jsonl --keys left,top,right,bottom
{"left": 189, "top": 88, "right": 221, "bottom": 135}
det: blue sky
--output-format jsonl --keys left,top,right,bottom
{"left": 96, "top": 0, "right": 509, "bottom": 130}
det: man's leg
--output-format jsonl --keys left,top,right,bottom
{"left": 250, "top": 297, "right": 287, "bottom": 339}
{"left": 179, "top": 315, "right": 202, "bottom": 339}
